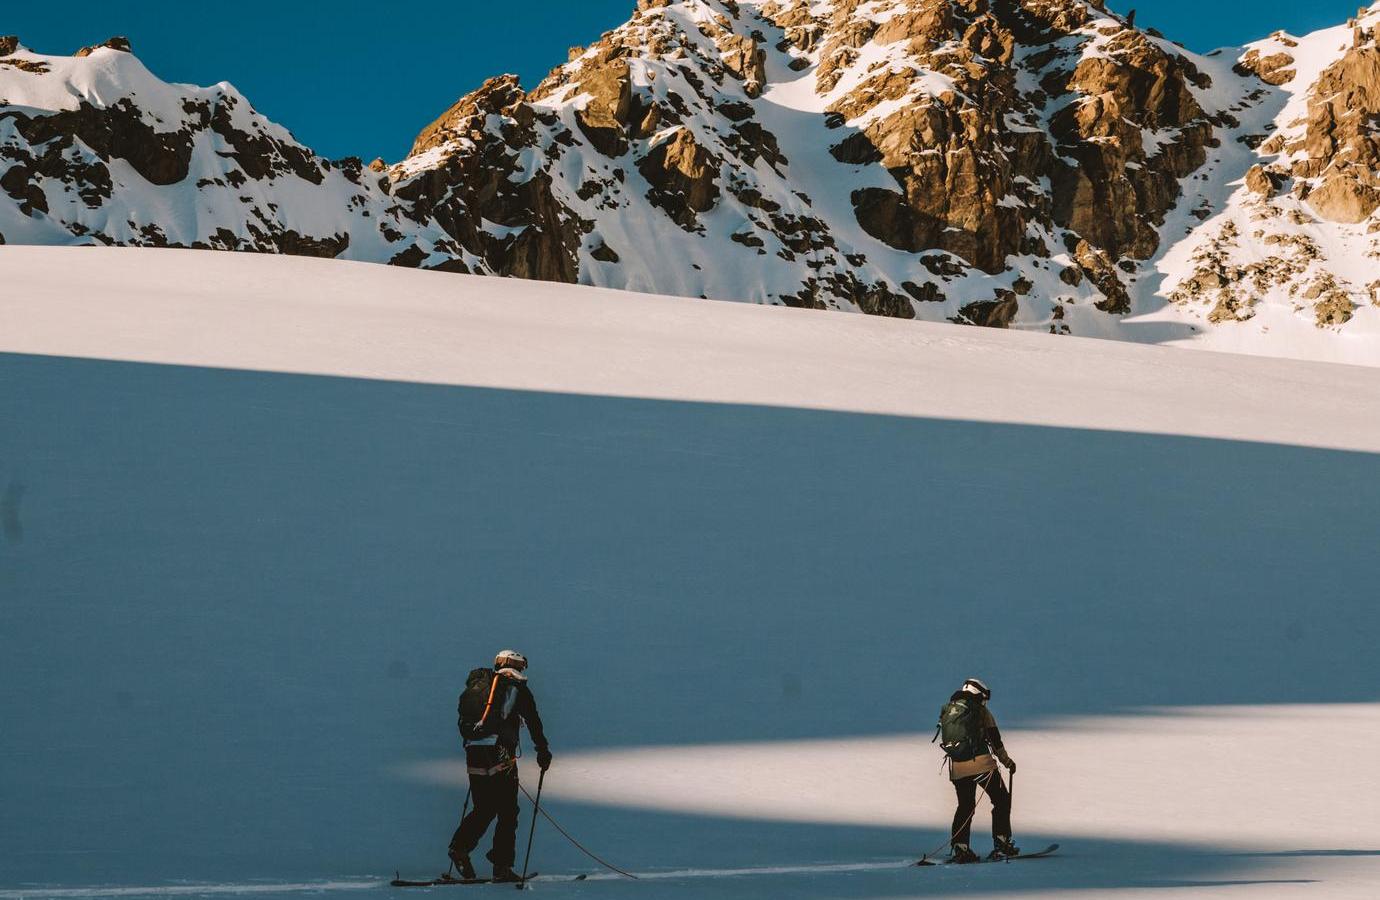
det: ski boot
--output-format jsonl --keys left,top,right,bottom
{"left": 989, "top": 835, "right": 1021, "bottom": 860}
{"left": 492, "top": 867, "right": 523, "bottom": 884}
{"left": 949, "top": 843, "right": 980, "bottom": 864}
{"left": 446, "top": 848, "right": 477, "bottom": 881}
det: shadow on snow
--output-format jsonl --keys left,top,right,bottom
{"left": 1, "top": 351, "right": 1377, "bottom": 890}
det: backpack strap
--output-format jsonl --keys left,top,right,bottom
{"left": 475, "top": 671, "right": 502, "bottom": 731}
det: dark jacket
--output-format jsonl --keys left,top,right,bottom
{"left": 460, "top": 669, "right": 548, "bottom": 773}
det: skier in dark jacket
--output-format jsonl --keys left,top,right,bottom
{"left": 448, "top": 650, "right": 552, "bottom": 883}
{"left": 942, "top": 678, "right": 1018, "bottom": 863}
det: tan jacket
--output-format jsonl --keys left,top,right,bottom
{"left": 949, "top": 753, "right": 999, "bottom": 780}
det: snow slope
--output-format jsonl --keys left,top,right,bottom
{"left": 2, "top": 247, "right": 1379, "bottom": 899}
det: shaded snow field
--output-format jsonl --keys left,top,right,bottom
{"left": 2, "top": 248, "right": 1379, "bottom": 899}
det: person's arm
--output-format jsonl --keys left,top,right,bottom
{"left": 518, "top": 683, "right": 552, "bottom": 769}
{"left": 984, "top": 708, "right": 1015, "bottom": 772}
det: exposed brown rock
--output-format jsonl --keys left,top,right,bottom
{"left": 1245, "top": 165, "right": 1279, "bottom": 198}
{"left": 0, "top": 35, "right": 19, "bottom": 56}
{"left": 834, "top": 60, "right": 1027, "bottom": 274}
{"left": 1308, "top": 174, "right": 1380, "bottom": 223}
{"left": 1049, "top": 29, "right": 1212, "bottom": 261}
{"left": 1291, "top": 29, "right": 1380, "bottom": 224}
{"left": 957, "top": 290, "right": 1020, "bottom": 328}
{"left": 75, "top": 36, "right": 132, "bottom": 57}
{"left": 410, "top": 75, "right": 529, "bottom": 156}
{"left": 1074, "top": 240, "right": 1131, "bottom": 314}
{"left": 0, "top": 57, "right": 49, "bottom": 74}
{"left": 717, "top": 34, "right": 766, "bottom": 97}
{"left": 1314, "top": 291, "right": 1354, "bottom": 326}
{"left": 1235, "top": 47, "right": 1296, "bottom": 85}
{"left": 574, "top": 60, "right": 632, "bottom": 157}
{"left": 637, "top": 127, "right": 720, "bottom": 229}
{"left": 394, "top": 75, "right": 584, "bottom": 283}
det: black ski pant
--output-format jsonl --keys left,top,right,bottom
{"left": 951, "top": 770, "right": 1011, "bottom": 847}
{"left": 449, "top": 766, "right": 521, "bottom": 870}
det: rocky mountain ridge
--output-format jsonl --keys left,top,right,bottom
{"left": 3, "top": 1, "right": 1380, "bottom": 358}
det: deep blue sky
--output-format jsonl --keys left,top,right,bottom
{"left": 5, "top": 0, "right": 1365, "bottom": 161}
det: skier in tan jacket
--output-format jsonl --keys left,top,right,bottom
{"left": 937, "top": 678, "right": 1018, "bottom": 863}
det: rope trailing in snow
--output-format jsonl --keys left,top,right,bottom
{"left": 518, "top": 780, "right": 639, "bottom": 880}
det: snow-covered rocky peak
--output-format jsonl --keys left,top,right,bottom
{"left": 0, "top": 35, "right": 450, "bottom": 260}
{"left": 377, "top": 0, "right": 1239, "bottom": 330}
{"left": 3, "top": 3, "right": 1380, "bottom": 361}
{"left": 1163, "top": 3, "right": 1380, "bottom": 330}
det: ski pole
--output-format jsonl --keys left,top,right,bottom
{"left": 517, "top": 769, "right": 545, "bottom": 889}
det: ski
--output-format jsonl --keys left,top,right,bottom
{"left": 391, "top": 872, "right": 492, "bottom": 887}
{"left": 391, "top": 871, "right": 538, "bottom": 887}
{"left": 988, "top": 843, "right": 1058, "bottom": 862}
{"left": 915, "top": 843, "right": 1059, "bottom": 867}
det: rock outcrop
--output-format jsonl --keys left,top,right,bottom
{"left": 0, "top": 35, "right": 441, "bottom": 261}
{"left": 638, "top": 127, "right": 721, "bottom": 229}
{"left": 75, "top": 36, "right": 132, "bottom": 57}
{"left": 1293, "top": 24, "right": 1380, "bottom": 223}
{"left": 1236, "top": 37, "right": 1297, "bottom": 86}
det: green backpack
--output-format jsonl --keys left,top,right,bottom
{"left": 937, "top": 696, "right": 985, "bottom": 760}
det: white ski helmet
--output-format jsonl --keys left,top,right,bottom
{"left": 494, "top": 649, "right": 528, "bottom": 671}
{"left": 961, "top": 678, "right": 991, "bottom": 701}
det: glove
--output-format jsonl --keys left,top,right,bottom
{"left": 537, "top": 748, "right": 552, "bottom": 771}
{"left": 999, "top": 753, "right": 1016, "bottom": 774}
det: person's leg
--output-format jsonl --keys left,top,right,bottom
{"left": 489, "top": 768, "right": 522, "bottom": 873}
{"left": 951, "top": 775, "right": 978, "bottom": 847}
{"left": 451, "top": 775, "right": 499, "bottom": 858}
{"left": 982, "top": 767, "right": 1015, "bottom": 839}
{"left": 983, "top": 771, "right": 1012, "bottom": 840}
{"left": 981, "top": 771, "right": 1020, "bottom": 857}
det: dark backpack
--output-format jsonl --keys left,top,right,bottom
{"left": 457, "top": 667, "right": 500, "bottom": 744}
{"left": 937, "top": 696, "right": 986, "bottom": 760}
